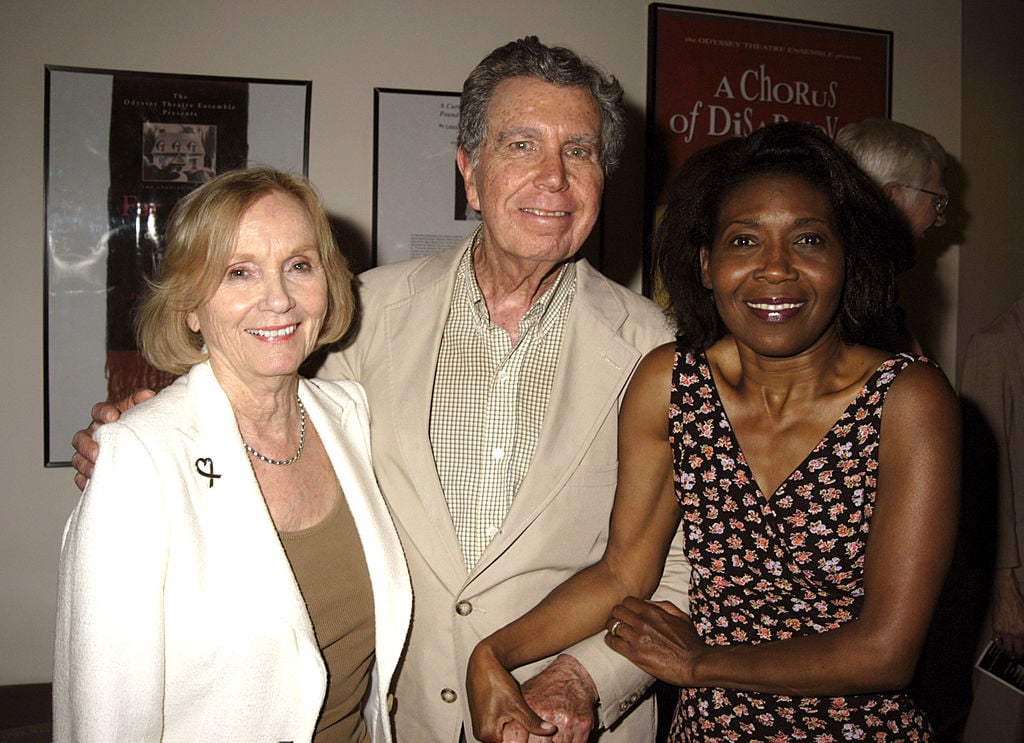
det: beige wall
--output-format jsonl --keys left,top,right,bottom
{"left": 956, "top": 0, "right": 1024, "bottom": 372}
{"left": 0, "top": 0, "right": 963, "bottom": 683}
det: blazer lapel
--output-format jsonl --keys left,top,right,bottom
{"left": 184, "top": 363, "right": 317, "bottom": 640}
{"left": 300, "top": 380, "right": 411, "bottom": 677}
{"left": 377, "top": 252, "right": 468, "bottom": 579}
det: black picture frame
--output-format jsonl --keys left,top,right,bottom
{"left": 372, "top": 87, "right": 476, "bottom": 267}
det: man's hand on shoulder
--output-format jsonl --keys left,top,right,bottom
{"left": 71, "top": 390, "right": 156, "bottom": 491}
{"left": 519, "top": 654, "right": 598, "bottom": 743}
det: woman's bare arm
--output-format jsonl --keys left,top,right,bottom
{"left": 467, "top": 343, "right": 683, "bottom": 741}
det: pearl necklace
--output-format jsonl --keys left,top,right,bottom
{"left": 243, "top": 396, "right": 306, "bottom": 466}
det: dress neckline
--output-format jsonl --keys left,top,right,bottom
{"left": 695, "top": 350, "right": 906, "bottom": 502}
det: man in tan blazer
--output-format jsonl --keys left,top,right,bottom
{"left": 323, "top": 37, "right": 688, "bottom": 743}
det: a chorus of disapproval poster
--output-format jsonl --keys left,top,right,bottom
{"left": 45, "top": 67, "right": 310, "bottom": 465}
{"left": 644, "top": 4, "right": 892, "bottom": 293}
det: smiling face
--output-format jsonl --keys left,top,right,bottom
{"left": 456, "top": 76, "right": 605, "bottom": 270}
{"left": 187, "top": 190, "right": 328, "bottom": 395}
{"left": 700, "top": 174, "right": 846, "bottom": 358}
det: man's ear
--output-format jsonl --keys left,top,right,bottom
{"left": 882, "top": 181, "right": 902, "bottom": 202}
{"left": 456, "top": 146, "right": 480, "bottom": 213}
{"left": 699, "top": 246, "right": 713, "bottom": 290}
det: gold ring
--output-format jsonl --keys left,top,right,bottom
{"left": 609, "top": 620, "right": 623, "bottom": 638}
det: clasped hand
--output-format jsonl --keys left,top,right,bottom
{"left": 603, "top": 598, "right": 702, "bottom": 689}
{"left": 467, "top": 650, "right": 596, "bottom": 742}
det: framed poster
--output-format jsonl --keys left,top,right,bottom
{"left": 373, "top": 88, "right": 478, "bottom": 267}
{"left": 44, "top": 66, "right": 311, "bottom": 465}
{"left": 644, "top": 4, "right": 892, "bottom": 293}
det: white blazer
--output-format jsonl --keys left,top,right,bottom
{"left": 53, "top": 361, "right": 411, "bottom": 743}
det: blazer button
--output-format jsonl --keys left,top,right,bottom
{"left": 455, "top": 600, "right": 473, "bottom": 616}
{"left": 441, "top": 688, "right": 458, "bottom": 703}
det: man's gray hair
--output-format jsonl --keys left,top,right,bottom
{"left": 836, "top": 118, "right": 948, "bottom": 194}
{"left": 457, "top": 36, "right": 627, "bottom": 175}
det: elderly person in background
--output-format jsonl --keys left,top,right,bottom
{"left": 71, "top": 38, "right": 689, "bottom": 743}
{"left": 467, "top": 122, "right": 959, "bottom": 742}
{"left": 54, "top": 168, "right": 411, "bottom": 742}
{"left": 836, "top": 118, "right": 949, "bottom": 356}
{"left": 836, "top": 118, "right": 949, "bottom": 244}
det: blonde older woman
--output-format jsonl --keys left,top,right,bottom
{"left": 54, "top": 168, "right": 411, "bottom": 742}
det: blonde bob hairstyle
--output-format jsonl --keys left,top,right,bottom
{"left": 137, "top": 167, "right": 354, "bottom": 376}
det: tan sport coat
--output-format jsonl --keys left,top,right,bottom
{"left": 322, "top": 238, "right": 690, "bottom": 743}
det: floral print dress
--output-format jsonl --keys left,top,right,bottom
{"left": 667, "top": 345, "right": 932, "bottom": 742}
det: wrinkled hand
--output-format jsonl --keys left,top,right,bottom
{"left": 518, "top": 654, "right": 598, "bottom": 743}
{"left": 467, "top": 644, "right": 556, "bottom": 743}
{"left": 992, "top": 569, "right": 1024, "bottom": 659}
{"left": 71, "top": 390, "right": 156, "bottom": 491}
{"left": 604, "top": 597, "right": 703, "bottom": 687}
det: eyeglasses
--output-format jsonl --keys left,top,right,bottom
{"left": 899, "top": 184, "right": 950, "bottom": 216}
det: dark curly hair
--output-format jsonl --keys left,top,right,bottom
{"left": 654, "top": 121, "right": 913, "bottom": 352}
